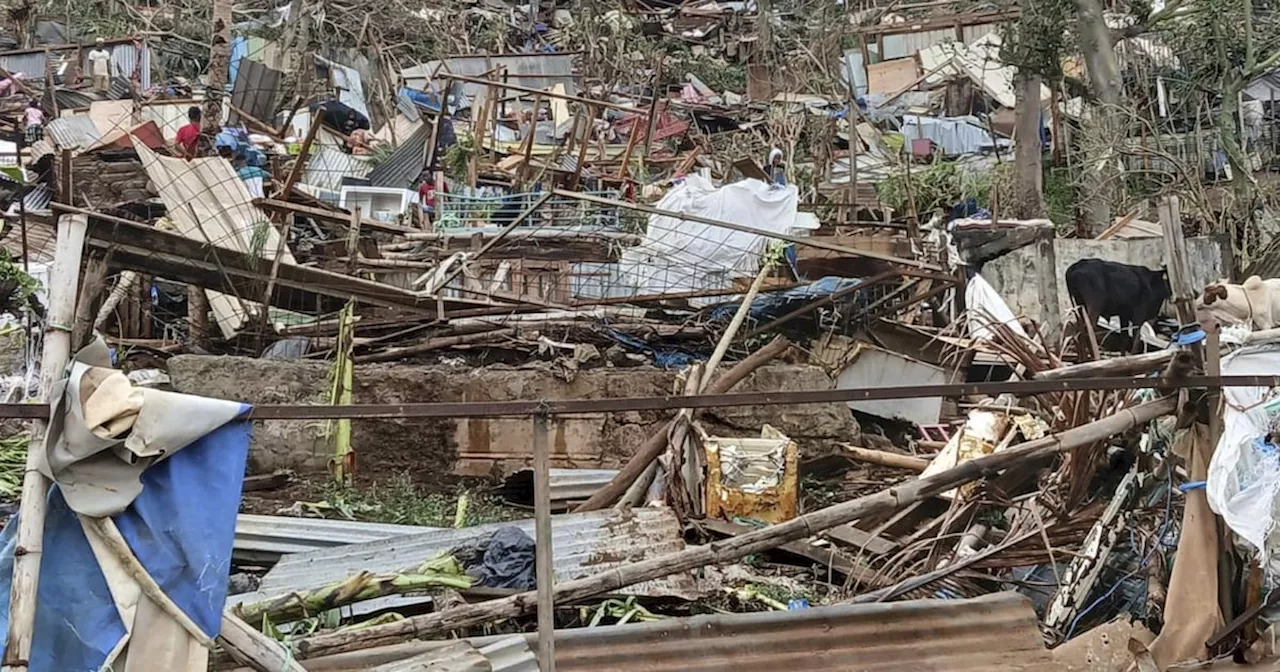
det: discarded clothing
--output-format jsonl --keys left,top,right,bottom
{"left": 464, "top": 527, "right": 536, "bottom": 590}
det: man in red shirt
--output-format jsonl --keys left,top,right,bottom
{"left": 174, "top": 106, "right": 202, "bottom": 159}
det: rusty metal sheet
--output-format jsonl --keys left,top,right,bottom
{"left": 237, "top": 507, "right": 699, "bottom": 603}
{"left": 705, "top": 425, "right": 799, "bottom": 524}
{"left": 548, "top": 592, "right": 1053, "bottom": 671}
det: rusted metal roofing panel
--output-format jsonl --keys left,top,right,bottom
{"left": 546, "top": 592, "right": 1053, "bottom": 672}
{"left": 295, "top": 593, "right": 1052, "bottom": 672}
{"left": 366, "top": 122, "right": 429, "bottom": 189}
{"left": 246, "top": 507, "right": 699, "bottom": 601}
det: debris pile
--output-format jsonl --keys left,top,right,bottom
{"left": 4, "top": 0, "right": 1280, "bottom": 669}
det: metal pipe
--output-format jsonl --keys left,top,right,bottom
{"left": 0, "top": 375, "right": 1267, "bottom": 421}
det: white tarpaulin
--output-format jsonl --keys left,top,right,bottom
{"left": 1207, "top": 345, "right": 1280, "bottom": 577}
{"left": 619, "top": 175, "right": 818, "bottom": 296}
{"left": 966, "top": 273, "right": 1027, "bottom": 340}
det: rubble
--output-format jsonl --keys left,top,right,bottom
{"left": 3, "top": 0, "right": 1280, "bottom": 668}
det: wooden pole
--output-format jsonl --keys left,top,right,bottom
{"left": 3, "top": 213, "right": 88, "bottom": 669}
{"left": 276, "top": 109, "right": 325, "bottom": 199}
{"left": 533, "top": 412, "right": 556, "bottom": 672}
{"left": 219, "top": 613, "right": 308, "bottom": 672}
{"left": 293, "top": 397, "right": 1175, "bottom": 659}
{"left": 345, "top": 206, "right": 362, "bottom": 276}
{"left": 842, "top": 444, "right": 929, "bottom": 471}
{"left": 576, "top": 336, "right": 793, "bottom": 512}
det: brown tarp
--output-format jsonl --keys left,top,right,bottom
{"left": 1149, "top": 423, "right": 1226, "bottom": 668}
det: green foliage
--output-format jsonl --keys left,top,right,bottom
{"left": 1043, "top": 167, "right": 1078, "bottom": 230}
{"left": 444, "top": 134, "right": 476, "bottom": 183}
{"left": 876, "top": 159, "right": 993, "bottom": 217}
{"left": 999, "top": 0, "right": 1073, "bottom": 79}
{"left": 311, "top": 473, "right": 523, "bottom": 528}
{"left": 0, "top": 433, "right": 27, "bottom": 501}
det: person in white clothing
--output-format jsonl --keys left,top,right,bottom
{"left": 87, "top": 38, "right": 112, "bottom": 93}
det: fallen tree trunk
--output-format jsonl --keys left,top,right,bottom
{"left": 294, "top": 396, "right": 1174, "bottom": 659}
{"left": 575, "top": 336, "right": 793, "bottom": 511}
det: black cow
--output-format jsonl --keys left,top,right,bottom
{"left": 1065, "top": 258, "right": 1170, "bottom": 350}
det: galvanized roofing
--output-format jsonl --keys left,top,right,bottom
{"left": 234, "top": 513, "right": 439, "bottom": 562}
{"left": 247, "top": 507, "right": 698, "bottom": 601}
{"left": 273, "top": 592, "right": 1054, "bottom": 672}
{"left": 46, "top": 115, "right": 101, "bottom": 151}
{"left": 402, "top": 53, "right": 577, "bottom": 113}
{"left": 540, "top": 591, "right": 1053, "bottom": 671}
{"left": 366, "top": 122, "right": 430, "bottom": 190}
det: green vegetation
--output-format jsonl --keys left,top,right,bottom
{"left": 309, "top": 473, "right": 523, "bottom": 528}
{"left": 0, "top": 433, "right": 27, "bottom": 501}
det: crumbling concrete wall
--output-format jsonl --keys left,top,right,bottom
{"left": 71, "top": 153, "right": 157, "bottom": 206}
{"left": 982, "top": 235, "right": 1230, "bottom": 339}
{"left": 166, "top": 356, "right": 860, "bottom": 484}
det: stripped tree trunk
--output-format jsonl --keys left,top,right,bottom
{"left": 1012, "top": 74, "right": 1046, "bottom": 220}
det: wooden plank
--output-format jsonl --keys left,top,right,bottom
{"left": 866, "top": 57, "right": 921, "bottom": 95}
{"left": 53, "top": 203, "right": 511, "bottom": 316}
{"left": 700, "top": 519, "right": 887, "bottom": 585}
{"left": 822, "top": 523, "right": 901, "bottom": 556}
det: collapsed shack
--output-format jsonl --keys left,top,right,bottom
{"left": 5, "top": 5, "right": 1280, "bottom": 672}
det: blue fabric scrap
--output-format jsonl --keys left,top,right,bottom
{"left": 605, "top": 330, "right": 700, "bottom": 369}
{"left": 710, "top": 276, "right": 865, "bottom": 322}
{"left": 0, "top": 411, "right": 252, "bottom": 672}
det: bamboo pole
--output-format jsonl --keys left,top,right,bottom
{"left": 533, "top": 412, "right": 555, "bottom": 672}
{"left": 354, "top": 328, "right": 517, "bottom": 363}
{"left": 576, "top": 335, "right": 794, "bottom": 512}
{"left": 94, "top": 271, "right": 139, "bottom": 333}
{"left": 842, "top": 444, "right": 929, "bottom": 471}
{"left": 219, "top": 613, "right": 308, "bottom": 672}
{"left": 293, "top": 397, "right": 1175, "bottom": 659}
{"left": 3, "top": 213, "right": 88, "bottom": 669}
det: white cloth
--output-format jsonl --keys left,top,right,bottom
{"left": 88, "top": 48, "right": 112, "bottom": 78}
{"left": 618, "top": 175, "right": 816, "bottom": 298}
{"left": 35, "top": 337, "right": 245, "bottom": 517}
{"left": 966, "top": 273, "right": 1027, "bottom": 340}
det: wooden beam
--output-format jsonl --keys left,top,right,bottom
{"left": 255, "top": 198, "right": 418, "bottom": 234}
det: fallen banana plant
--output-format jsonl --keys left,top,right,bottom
{"left": 236, "top": 554, "right": 473, "bottom": 627}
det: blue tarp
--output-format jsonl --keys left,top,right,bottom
{"left": 0, "top": 412, "right": 252, "bottom": 671}
{"left": 710, "top": 276, "right": 866, "bottom": 322}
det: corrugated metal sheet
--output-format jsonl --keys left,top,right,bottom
{"left": 547, "top": 592, "right": 1052, "bottom": 671}
{"left": 46, "top": 115, "right": 101, "bottom": 151}
{"left": 0, "top": 54, "right": 47, "bottom": 82}
{"left": 248, "top": 507, "right": 698, "bottom": 601}
{"left": 499, "top": 468, "right": 619, "bottom": 508}
{"left": 402, "top": 53, "right": 577, "bottom": 113}
{"left": 229, "top": 58, "right": 283, "bottom": 126}
{"left": 366, "top": 122, "right": 429, "bottom": 189}
{"left": 303, "top": 145, "right": 375, "bottom": 192}
{"left": 285, "top": 593, "right": 1052, "bottom": 671}
{"left": 234, "top": 513, "right": 440, "bottom": 561}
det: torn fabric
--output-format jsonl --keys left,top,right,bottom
{"left": 0, "top": 419, "right": 251, "bottom": 671}
{"left": 35, "top": 337, "right": 246, "bottom": 517}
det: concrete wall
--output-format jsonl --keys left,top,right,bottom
{"left": 166, "top": 356, "right": 861, "bottom": 484}
{"left": 981, "top": 235, "right": 1229, "bottom": 339}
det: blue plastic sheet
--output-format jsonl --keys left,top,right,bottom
{"left": 605, "top": 330, "right": 699, "bottom": 369}
{"left": 0, "top": 413, "right": 252, "bottom": 671}
{"left": 709, "top": 276, "right": 865, "bottom": 322}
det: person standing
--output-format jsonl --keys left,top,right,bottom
{"left": 87, "top": 38, "right": 112, "bottom": 93}
{"left": 23, "top": 100, "right": 43, "bottom": 145}
{"left": 174, "top": 106, "right": 202, "bottom": 159}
